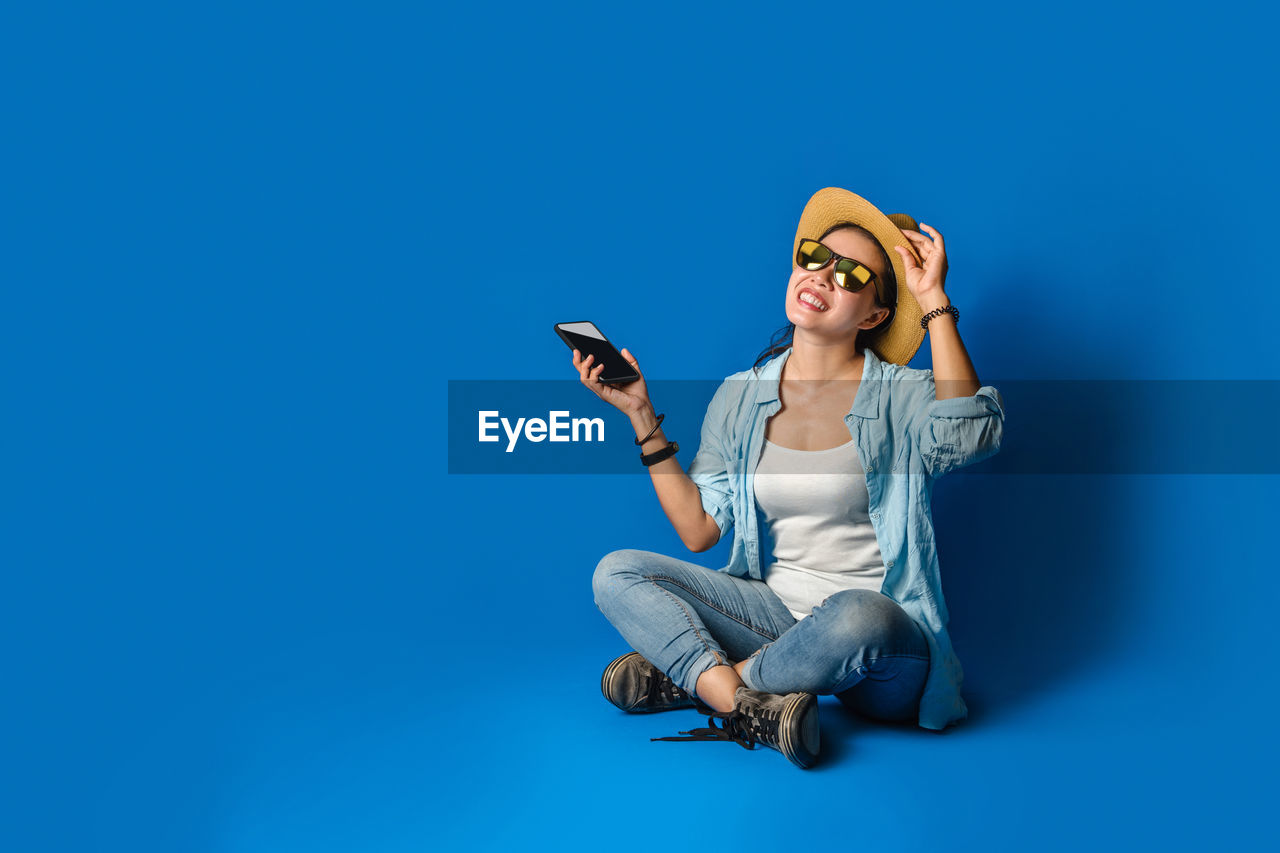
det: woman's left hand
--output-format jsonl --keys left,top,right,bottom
{"left": 893, "top": 223, "right": 949, "bottom": 309}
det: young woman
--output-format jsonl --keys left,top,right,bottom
{"left": 572, "top": 188, "right": 1005, "bottom": 769}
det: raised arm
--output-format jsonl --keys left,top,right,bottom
{"left": 630, "top": 400, "right": 726, "bottom": 553}
{"left": 895, "top": 223, "right": 1005, "bottom": 476}
{"left": 573, "top": 347, "right": 725, "bottom": 553}
{"left": 895, "top": 222, "right": 979, "bottom": 400}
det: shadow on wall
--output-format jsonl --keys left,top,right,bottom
{"left": 928, "top": 264, "right": 1139, "bottom": 728}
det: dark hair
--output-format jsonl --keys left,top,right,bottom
{"left": 752, "top": 222, "right": 898, "bottom": 372}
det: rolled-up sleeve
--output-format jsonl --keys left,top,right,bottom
{"left": 912, "top": 379, "right": 1006, "bottom": 478}
{"left": 686, "top": 381, "right": 735, "bottom": 539}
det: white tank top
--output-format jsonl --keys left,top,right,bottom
{"left": 753, "top": 437, "right": 886, "bottom": 620}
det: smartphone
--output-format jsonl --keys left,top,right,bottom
{"left": 554, "top": 321, "right": 641, "bottom": 385}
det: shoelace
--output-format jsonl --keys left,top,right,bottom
{"left": 650, "top": 707, "right": 780, "bottom": 751}
{"left": 642, "top": 669, "right": 690, "bottom": 707}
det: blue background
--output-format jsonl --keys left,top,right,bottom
{"left": 4, "top": 1, "right": 1278, "bottom": 850}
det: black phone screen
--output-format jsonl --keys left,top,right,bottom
{"left": 555, "top": 321, "right": 639, "bottom": 384}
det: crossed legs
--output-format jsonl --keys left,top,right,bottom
{"left": 592, "top": 548, "right": 930, "bottom": 722}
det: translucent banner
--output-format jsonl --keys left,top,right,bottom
{"left": 447, "top": 379, "right": 1280, "bottom": 474}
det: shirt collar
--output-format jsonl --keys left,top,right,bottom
{"left": 754, "top": 344, "right": 884, "bottom": 419}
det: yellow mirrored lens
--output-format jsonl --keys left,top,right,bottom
{"left": 835, "top": 260, "right": 874, "bottom": 290}
{"left": 797, "top": 240, "right": 830, "bottom": 269}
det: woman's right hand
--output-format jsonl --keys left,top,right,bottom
{"left": 572, "top": 348, "right": 653, "bottom": 418}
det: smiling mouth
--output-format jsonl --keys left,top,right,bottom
{"left": 797, "top": 288, "right": 829, "bottom": 311}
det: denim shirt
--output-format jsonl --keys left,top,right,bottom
{"left": 686, "top": 345, "right": 1006, "bottom": 731}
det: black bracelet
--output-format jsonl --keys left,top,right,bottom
{"left": 920, "top": 304, "right": 959, "bottom": 329}
{"left": 641, "top": 441, "right": 679, "bottom": 467}
{"left": 634, "top": 412, "right": 665, "bottom": 446}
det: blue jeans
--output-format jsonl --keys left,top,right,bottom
{"left": 592, "top": 549, "right": 930, "bottom": 723}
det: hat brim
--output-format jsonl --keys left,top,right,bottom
{"left": 793, "top": 187, "right": 925, "bottom": 365}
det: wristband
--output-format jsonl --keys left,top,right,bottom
{"left": 641, "top": 441, "right": 679, "bottom": 467}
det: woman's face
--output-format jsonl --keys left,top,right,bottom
{"left": 785, "top": 227, "right": 892, "bottom": 340}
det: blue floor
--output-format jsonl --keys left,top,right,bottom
{"left": 15, "top": 476, "right": 1266, "bottom": 851}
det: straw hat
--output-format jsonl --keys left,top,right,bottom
{"left": 793, "top": 187, "right": 927, "bottom": 365}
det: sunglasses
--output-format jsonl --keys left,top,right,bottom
{"left": 795, "top": 238, "right": 885, "bottom": 302}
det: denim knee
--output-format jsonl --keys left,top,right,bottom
{"left": 592, "top": 548, "right": 648, "bottom": 609}
{"left": 820, "top": 588, "right": 920, "bottom": 653}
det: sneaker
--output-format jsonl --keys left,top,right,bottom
{"left": 600, "top": 652, "right": 706, "bottom": 714}
{"left": 650, "top": 686, "right": 820, "bottom": 769}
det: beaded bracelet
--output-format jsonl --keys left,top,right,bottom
{"left": 920, "top": 304, "right": 959, "bottom": 329}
